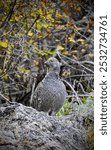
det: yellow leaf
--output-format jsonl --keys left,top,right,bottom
{"left": 28, "top": 31, "right": 33, "bottom": 36}
{"left": 31, "top": 12, "right": 36, "bottom": 17}
{"left": 0, "top": 41, "right": 8, "bottom": 48}
{"left": 87, "top": 29, "right": 92, "bottom": 33}
{"left": 63, "top": 51, "right": 69, "bottom": 55}
{"left": 18, "top": 67, "right": 30, "bottom": 73}
{"left": 72, "top": 50, "right": 78, "bottom": 53}
{"left": 36, "top": 21, "right": 42, "bottom": 30}
{"left": 57, "top": 45, "right": 64, "bottom": 50}
{"left": 32, "top": 60, "right": 39, "bottom": 65}
{"left": 25, "top": 69, "right": 30, "bottom": 73}
{"left": 77, "top": 39, "right": 85, "bottom": 43}
{"left": 68, "top": 37, "right": 75, "bottom": 43}
{"left": 84, "top": 43, "right": 89, "bottom": 46}
{"left": 3, "top": 74, "right": 8, "bottom": 80}
{"left": 43, "top": 22, "right": 49, "bottom": 28}
{"left": 7, "top": 49, "right": 12, "bottom": 55}
{"left": 76, "top": 7, "right": 81, "bottom": 12}
{"left": 15, "top": 16, "right": 19, "bottom": 21}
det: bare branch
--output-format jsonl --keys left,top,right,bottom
{"left": 0, "top": 93, "right": 11, "bottom": 103}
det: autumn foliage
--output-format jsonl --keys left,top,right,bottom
{"left": 0, "top": 0, "right": 94, "bottom": 102}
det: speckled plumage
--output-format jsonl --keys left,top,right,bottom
{"left": 31, "top": 57, "right": 67, "bottom": 115}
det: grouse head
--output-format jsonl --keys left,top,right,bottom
{"left": 45, "top": 57, "right": 61, "bottom": 75}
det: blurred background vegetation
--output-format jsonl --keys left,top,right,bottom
{"left": 0, "top": 0, "right": 94, "bottom": 104}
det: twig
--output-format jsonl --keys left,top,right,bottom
{"left": 56, "top": 49, "right": 87, "bottom": 73}
{"left": 81, "top": 61, "right": 94, "bottom": 65}
{"left": 78, "top": 82, "right": 87, "bottom": 94}
{"left": 62, "top": 79, "right": 82, "bottom": 104}
{"left": 0, "top": 0, "right": 17, "bottom": 29}
{"left": 26, "top": 15, "right": 40, "bottom": 35}
{"left": 30, "top": 77, "right": 36, "bottom": 106}
{"left": 60, "top": 53, "right": 94, "bottom": 73}
{"left": 65, "top": 74, "right": 94, "bottom": 78}
{"left": 0, "top": 93, "right": 11, "bottom": 103}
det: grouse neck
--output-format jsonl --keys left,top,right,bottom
{"left": 48, "top": 66, "right": 60, "bottom": 74}
{"left": 45, "top": 71, "right": 59, "bottom": 80}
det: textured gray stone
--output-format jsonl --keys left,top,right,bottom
{"left": 0, "top": 102, "right": 88, "bottom": 150}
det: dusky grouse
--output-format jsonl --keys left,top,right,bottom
{"left": 31, "top": 57, "right": 67, "bottom": 115}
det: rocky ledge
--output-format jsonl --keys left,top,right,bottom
{"left": 0, "top": 102, "right": 89, "bottom": 150}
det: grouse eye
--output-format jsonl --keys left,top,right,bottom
{"left": 50, "top": 59, "right": 53, "bottom": 62}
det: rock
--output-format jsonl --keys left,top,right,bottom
{"left": 0, "top": 102, "right": 88, "bottom": 150}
